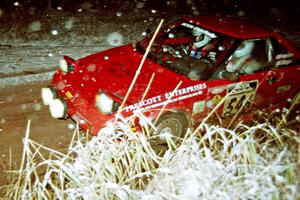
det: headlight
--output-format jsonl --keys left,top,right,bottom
{"left": 95, "top": 93, "right": 119, "bottom": 114}
{"left": 41, "top": 87, "right": 55, "bottom": 105}
{"left": 49, "top": 98, "right": 67, "bottom": 118}
{"left": 59, "top": 57, "right": 75, "bottom": 73}
{"left": 59, "top": 58, "right": 68, "bottom": 73}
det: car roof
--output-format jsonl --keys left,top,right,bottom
{"left": 183, "top": 15, "right": 273, "bottom": 39}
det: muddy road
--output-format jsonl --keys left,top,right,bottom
{"left": 0, "top": 81, "right": 75, "bottom": 185}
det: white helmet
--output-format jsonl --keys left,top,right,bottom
{"left": 233, "top": 41, "right": 254, "bottom": 57}
{"left": 194, "top": 34, "right": 211, "bottom": 48}
{"left": 192, "top": 28, "right": 202, "bottom": 36}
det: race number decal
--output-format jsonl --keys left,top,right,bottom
{"left": 223, "top": 80, "right": 258, "bottom": 115}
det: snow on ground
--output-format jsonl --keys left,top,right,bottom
{"left": 0, "top": 71, "right": 54, "bottom": 88}
{"left": 0, "top": 43, "right": 107, "bottom": 76}
{"left": 0, "top": 43, "right": 109, "bottom": 87}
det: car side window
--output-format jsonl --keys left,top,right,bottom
{"left": 269, "top": 37, "right": 294, "bottom": 67}
{"left": 225, "top": 39, "right": 270, "bottom": 74}
{"left": 166, "top": 25, "right": 192, "bottom": 39}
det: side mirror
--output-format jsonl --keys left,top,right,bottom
{"left": 146, "top": 28, "right": 152, "bottom": 35}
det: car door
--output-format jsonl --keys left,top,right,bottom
{"left": 221, "top": 39, "right": 272, "bottom": 114}
{"left": 261, "top": 37, "right": 299, "bottom": 106}
{"left": 224, "top": 37, "right": 299, "bottom": 114}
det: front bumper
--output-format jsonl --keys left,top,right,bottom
{"left": 41, "top": 86, "right": 114, "bottom": 135}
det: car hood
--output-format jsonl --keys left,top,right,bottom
{"left": 75, "top": 44, "right": 188, "bottom": 104}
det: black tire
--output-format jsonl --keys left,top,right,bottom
{"left": 150, "top": 112, "right": 189, "bottom": 149}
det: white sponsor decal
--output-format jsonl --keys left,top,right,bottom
{"left": 124, "top": 83, "right": 207, "bottom": 112}
{"left": 275, "top": 53, "right": 293, "bottom": 60}
{"left": 209, "top": 86, "right": 226, "bottom": 94}
{"left": 193, "top": 101, "right": 205, "bottom": 114}
{"left": 223, "top": 80, "right": 258, "bottom": 115}
{"left": 275, "top": 53, "right": 293, "bottom": 66}
{"left": 275, "top": 59, "right": 292, "bottom": 66}
{"left": 181, "top": 22, "right": 217, "bottom": 38}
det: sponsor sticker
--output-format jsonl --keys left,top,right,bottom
{"left": 212, "top": 95, "right": 222, "bottom": 104}
{"left": 193, "top": 101, "right": 205, "bottom": 114}
{"left": 124, "top": 83, "right": 207, "bottom": 112}
{"left": 209, "top": 86, "right": 226, "bottom": 95}
{"left": 65, "top": 91, "right": 73, "bottom": 99}
{"left": 275, "top": 53, "right": 293, "bottom": 66}
{"left": 223, "top": 80, "right": 258, "bottom": 115}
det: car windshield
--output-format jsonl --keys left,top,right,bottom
{"left": 137, "top": 20, "right": 234, "bottom": 80}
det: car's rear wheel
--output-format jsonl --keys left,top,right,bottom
{"left": 150, "top": 112, "right": 189, "bottom": 151}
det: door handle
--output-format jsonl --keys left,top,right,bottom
{"left": 266, "top": 70, "right": 282, "bottom": 84}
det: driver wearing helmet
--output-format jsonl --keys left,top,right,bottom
{"left": 226, "top": 40, "right": 261, "bottom": 74}
{"left": 190, "top": 28, "right": 212, "bottom": 59}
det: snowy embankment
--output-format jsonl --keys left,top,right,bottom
{"left": 0, "top": 71, "right": 54, "bottom": 88}
{"left": 0, "top": 43, "right": 107, "bottom": 88}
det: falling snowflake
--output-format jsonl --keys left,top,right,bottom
{"left": 116, "top": 12, "right": 122, "bottom": 17}
{"left": 51, "top": 30, "right": 58, "bottom": 36}
{"left": 33, "top": 103, "right": 42, "bottom": 111}
{"left": 238, "top": 10, "right": 245, "bottom": 17}
{"left": 6, "top": 96, "right": 15, "bottom": 102}
{"left": 136, "top": 1, "right": 145, "bottom": 9}
{"left": 106, "top": 32, "right": 124, "bottom": 47}
{"left": 151, "top": 9, "right": 157, "bottom": 14}
{"left": 87, "top": 64, "right": 96, "bottom": 72}
{"left": 27, "top": 20, "right": 42, "bottom": 33}
{"left": 67, "top": 124, "right": 75, "bottom": 130}
{"left": 64, "top": 18, "right": 74, "bottom": 30}
{"left": 21, "top": 104, "right": 27, "bottom": 110}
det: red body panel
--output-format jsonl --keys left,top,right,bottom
{"left": 49, "top": 16, "right": 300, "bottom": 135}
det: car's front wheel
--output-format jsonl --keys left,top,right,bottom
{"left": 150, "top": 112, "right": 189, "bottom": 150}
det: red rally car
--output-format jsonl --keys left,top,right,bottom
{"left": 41, "top": 15, "right": 300, "bottom": 138}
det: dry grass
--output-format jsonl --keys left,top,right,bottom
{"left": 1, "top": 110, "right": 299, "bottom": 200}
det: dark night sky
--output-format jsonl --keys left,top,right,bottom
{"left": 0, "top": 0, "right": 299, "bottom": 31}
{"left": 0, "top": 0, "right": 299, "bottom": 15}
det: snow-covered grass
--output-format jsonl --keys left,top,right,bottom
{"left": 1, "top": 112, "right": 299, "bottom": 200}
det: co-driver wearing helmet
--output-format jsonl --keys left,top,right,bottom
{"left": 190, "top": 28, "right": 212, "bottom": 59}
{"left": 226, "top": 40, "right": 261, "bottom": 74}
